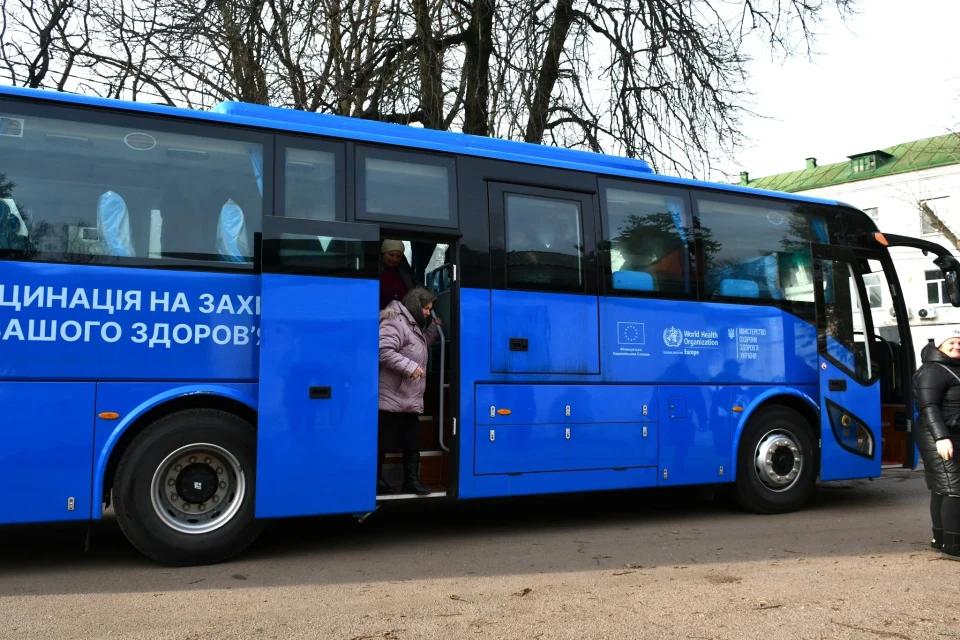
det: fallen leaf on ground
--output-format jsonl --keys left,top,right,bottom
{"left": 514, "top": 588, "right": 532, "bottom": 597}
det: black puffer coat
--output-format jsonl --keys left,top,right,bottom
{"left": 914, "top": 342, "right": 960, "bottom": 496}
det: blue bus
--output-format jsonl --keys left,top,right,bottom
{"left": 1, "top": 84, "right": 957, "bottom": 566}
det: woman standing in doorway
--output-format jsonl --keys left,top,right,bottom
{"left": 914, "top": 330, "right": 960, "bottom": 560}
{"left": 379, "top": 239, "right": 414, "bottom": 310}
{"left": 377, "top": 286, "right": 441, "bottom": 495}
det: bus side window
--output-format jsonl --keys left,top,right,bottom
{"left": 600, "top": 181, "right": 692, "bottom": 296}
{"left": 505, "top": 193, "right": 584, "bottom": 292}
{"left": 695, "top": 195, "right": 830, "bottom": 303}
{"left": 0, "top": 105, "right": 266, "bottom": 267}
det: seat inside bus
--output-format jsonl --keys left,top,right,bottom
{"left": 0, "top": 198, "right": 29, "bottom": 250}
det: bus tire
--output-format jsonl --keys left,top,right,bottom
{"left": 112, "top": 408, "right": 263, "bottom": 566}
{"left": 734, "top": 405, "right": 817, "bottom": 514}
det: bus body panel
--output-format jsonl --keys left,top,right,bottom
{"left": 600, "top": 296, "right": 819, "bottom": 385}
{"left": 460, "top": 287, "right": 832, "bottom": 499}
{"left": 0, "top": 381, "right": 96, "bottom": 524}
{"left": 255, "top": 273, "right": 378, "bottom": 519}
{"left": 490, "top": 290, "right": 600, "bottom": 375}
{"left": 91, "top": 382, "right": 258, "bottom": 520}
{"left": 474, "top": 422, "right": 658, "bottom": 474}
{"left": 475, "top": 384, "right": 659, "bottom": 424}
{"left": 0, "top": 262, "right": 259, "bottom": 381}
{"left": 657, "top": 386, "right": 733, "bottom": 487}
{"left": 818, "top": 358, "right": 882, "bottom": 481}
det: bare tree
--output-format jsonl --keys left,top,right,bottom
{"left": 0, "top": 0, "right": 856, "bottom": 177}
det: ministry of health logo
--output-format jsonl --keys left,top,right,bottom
{"left": 728, "top": 328, "right": 736, "bottom": 339}
{"left": 662, "top": 326, "right": 683, "bottom": 348}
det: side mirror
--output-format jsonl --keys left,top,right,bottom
{"left": 934, "top": 255, "right": 960, "bottom": 307}
{"left": 946, "top": 270, "right": 960, "bottom": 306}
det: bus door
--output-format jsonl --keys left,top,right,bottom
{"left": 255, "top": 217, "right": 381, "bottom": 518}
{"left": 811, "top": 243, "right": 881, "bottom": 481}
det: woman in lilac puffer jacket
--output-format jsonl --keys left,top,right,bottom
{"left": 377, "top": 286, "right": 440, "bottom": 495}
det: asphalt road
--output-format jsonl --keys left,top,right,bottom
{"left": 1, "top": 469, "right": 957, "bottom": 639}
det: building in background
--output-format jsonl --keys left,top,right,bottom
{"left": 744, "top": 133, "right": 960, "bottom": 363}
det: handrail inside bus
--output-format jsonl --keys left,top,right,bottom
{"left": 432, "top": 310, "right": 449, "bottom": 453}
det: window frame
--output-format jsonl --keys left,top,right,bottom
{"left": 0, "top": 95, "right": 274, "bottom": 272}
{"left": 275, "top": 134, "right": 346, "bottom": 222}
{"left": 597, "top": 177, "right": 697, "bottom": 301}
{"left": 488, "top": 181, "right": 598, "bottom": 295}
{"left": 355, "top": 144, "right": 459, "bottom": 229}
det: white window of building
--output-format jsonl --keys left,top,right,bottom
{"left": 863, "top": 273, "right": 883, "bottom": 308}
{"left": 921, "top": 197, "right": 949, "bottom": 236}
{"left": 927, "top": 270, "right": 949, "bottom": 305}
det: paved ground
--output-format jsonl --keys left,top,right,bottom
{"left": 1, "top": 469, "right": 958, "bottom": 639}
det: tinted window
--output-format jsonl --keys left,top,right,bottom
{"left": 284, "top": 146, "right": 341, "bottom": 221}
{"left": 821, "top": 258, "right": 876, "bottom": 382}
{"left": 0, "top": 103, "right": 264, "bottom": 266}
{"left": 505, "top": 193, "right": 583, "bottom": 292}
{"left": 276, "top": 233, "right": 367, "bottom": 275}
{"left": 602, "top": 183, "right": 691, "bottom": 295}
{"left": 696, "top": 196, "right": 831, "bottom": 302}
{"left": 357, "top": 147, "right": 457, "bottom": 227}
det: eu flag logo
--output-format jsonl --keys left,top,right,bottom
{"left": 617, "top": 322, "right": 645, "bottom": 345}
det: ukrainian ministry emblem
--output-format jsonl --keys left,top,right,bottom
{"left": 728, "top": 328, "right": 736, "bottom": 339}
{"left": 662, "top": 326, "right": 683, "bottom": 348}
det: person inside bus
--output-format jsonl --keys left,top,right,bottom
{"left": 379, "top": 239, "right": 414, "bottom": 310}
{"left": 377, "top": 286, "right": 441, "bottom": 495}
{"left": 914, "top": 330, "right": 960, "bottom": 561}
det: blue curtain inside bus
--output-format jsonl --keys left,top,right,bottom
{"left": 248, "top": 146, "right": 264, "bottom": 196}
{"left": 96, "top": 191, "right": 134, "bottom": 257}
{"left": 216, "top": 199, "right": 251, "bottom": 262}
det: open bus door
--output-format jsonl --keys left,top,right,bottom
{"left": 255, "top": 217, "right": 381, "bottom": 518}
{"left": 872, "top": 232, "right": 960, "bottom": 470}
{"left": 812, "top": 243, "right": 882, "bottom": 481}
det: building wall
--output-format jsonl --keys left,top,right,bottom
{"left": 797, "top": 164, "right": 960, "bottom": 363}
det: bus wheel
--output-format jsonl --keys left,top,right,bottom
{"left": 734, "top": 405, "right": 817, "bottom": 514}
{"left": 112, "top": 409, "right": 263, "bottom": 566}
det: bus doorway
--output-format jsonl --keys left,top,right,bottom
{"left": 376, "top": 237, "right": 459, "bottom": 501}
{"left": 855, "top": 256, "right": 916, "bottom": 469}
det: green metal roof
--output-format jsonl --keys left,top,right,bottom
{"left": 743, "top": 133, "right": 960, "bottom": 193}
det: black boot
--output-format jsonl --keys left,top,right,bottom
{"left": 401, "top": 450, "right": 431, "bottom": 496}
{"left": 944, "top": 532, "right": 960, "bottom": 561}
{"left": 932, "top": 528, "right": 944, "bottom": 550}
{"left": 376, "top": 452, "right": 391, "bottom": 495}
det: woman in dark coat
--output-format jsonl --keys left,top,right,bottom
{"left": 914, "top": 331, "right": 960, "bottom": 560}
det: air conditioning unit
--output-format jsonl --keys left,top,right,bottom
{"left": 889, "top": 306, "right": 914, "bottom": 319}
{"left": 918, "top": 307, "right": 939, "bottom": 320}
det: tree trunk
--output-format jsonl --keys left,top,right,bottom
{"left": 921, "top": 202, "right": 960, "bottom": 253}
{"left": 462, "top": 0, "right": 493, "bottom": 136}
{"left": 413, "top": 0, "right": 444, "bottom": 130}
{"left": 523, "top": 0, "right": 574, "bottom": 144}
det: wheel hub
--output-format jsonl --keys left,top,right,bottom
{"left": 176, "top": 463, "right": 219, "bottom": 504}
{"left": 754, "top": 430, "right": 803, "bottom": 492}
{"left": 150, "top": 443, "right": 246, "bottom": 535}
